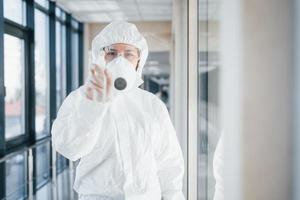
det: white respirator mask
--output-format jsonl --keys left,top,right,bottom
{"left": 105, "top": 56, "right": 138, "bottom": 95}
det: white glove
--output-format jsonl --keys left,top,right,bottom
{"left": 84, "top": 64, "right": 113, "bottom": 102}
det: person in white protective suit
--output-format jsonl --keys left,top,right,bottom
{"left": 51, "top": 21, "right": 185, "bottom": 200}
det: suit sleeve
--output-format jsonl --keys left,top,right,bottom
{"left": 51, "top": 86, "right": 111, "bottom": 161}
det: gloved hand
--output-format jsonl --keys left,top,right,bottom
{"left": 84, "top": 64, "right": 113, "bottom": 102}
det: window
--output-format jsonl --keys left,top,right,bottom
{"left": 35, "top": 0, "right": 49, "bottom": 9}
{"left": 57, "top": 10, "right": 66, "bottom": 21}
{"left": 34, "top": 9, "right": 50, "bottom": 139}
{"left": 71, "top": 19, "right": 79, "bottom": 29}
{"left": 4, "top": 34, "right": 25, "bottom": 140}
{"left": 35, "top": 182, "right": 52, "bottom": 200}
{"left": 55, "top": 7, "right": 61, "bottom": 18}
{"left": 197, "top": 0, "right": 221, "bottom": 199}
{"left": 3, "top": 0, "right": 26, "bottom": 25}
{"left": 71, "top": 31, "right": 79, "bottom": 90}
{"left": 56, "top": 153, "right": 68, "bottom": 174}
{"left": 35, "top": 142, "right": 51, "bottom": 189}
{"left": 56, "top": 22, "right": 67, "bottom": 110}
{"left": 57, "top": 170, "right": 70, "bottom": 200}
{"left": 0, "top": 1, "right": 84, "bottom": 199}
{"left": 5, "top": 152, "right": 27, "bottom": 200}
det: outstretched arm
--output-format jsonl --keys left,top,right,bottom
{"left": 51, "top": 86, "right": 111, "bottom": 161}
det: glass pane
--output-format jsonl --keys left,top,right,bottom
{"left": 71, "top": 19, "right": 79, "bottom": 29}
{"left": 57, "top": 169, "right": 70, "bottom": 200}
{"left": 35, "top": 0, "right": 49, "bottom": 9}
{"left": 61, "top": 12, "right": 66, "bottom": 21}
{"left": 35, "top": 9, "right": 50, "bottom": 139}
{"left": 71, "top": 32, "right": 79, "bottom": 90}
{"left": 56, "top": 153, "right": 68, "bottom": 174}
{"left": 36, "top": 182, "right": 52, "bottom": 200}
{"left": 56, "top": 21, "right": 62, "bottom": 109}
{"left": 56, "top": 22, "right": 66, "bottom": 110}
{"left": 4, "top": 34, "right": 25, "bottom": 140}
{"left": 35, "top": 143, "right": 50, "bottom": 188}
{"left": 62, "top": 24, "right": 67, "bottom": 84}
{"left": 198, "top": 0, "right": 221, "bottom": 199}
{"left": 4, "top": 0, "right": 26, "bottom": 25}
{"left": 5, "top": 152, "right": 27, "bottom": 200}
{"left": 55, "top": 7, "right": 61, "bottom": 18}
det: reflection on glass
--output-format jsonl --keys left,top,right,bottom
{"left": 5, "top": 153, "right": 27, "bottom": 200}
{"left": 4, "top": 34, "right": 25, "bottom": 140}
{"left": 71, "top": 32, "right": 79, "bottom": 90}
{"left": 36, "top": 182, "right": 52, "bottom": 200}
{"left": 35, "top": 9, "right": 50, "bottom": 139}
{"left": 57, "top": 169, "right": 70, "bottom": 200}
{"left": 56, "top": 22, "right": 67, "bottom": 110}
{"left": 56, "top": 22, "right": 62, "bottom": 109}
{"left": 197, "top": 0, "right": 221, "bottom": 199}
{"left": 56, "top": 153, "right": 68, "bottom": 174}
{"left": 4, "top": 0, "right": 26, "bottom": 25}
{"left": 35, "top": 143, "right": 50, "bottom": 188}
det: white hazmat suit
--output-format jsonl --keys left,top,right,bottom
{"left": 51, "top": 21, "right": 185, "bottom": 200}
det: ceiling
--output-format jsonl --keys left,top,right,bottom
{"left": 54, "top": 0, "right": 172, "bottom": 22}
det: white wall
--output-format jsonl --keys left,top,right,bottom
{"left": 221, "top": 0, "right": 295, "bottom": 199}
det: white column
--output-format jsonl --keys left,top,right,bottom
{"left": 187, "top": 0, "right": 198, "bottom": 199}
{"left": 293, "top": 0, "right": 300, "bottom": 199}
{"left": 171, "top": 0, "right": 188, "bottom": 197}
{"left": 220, "top": 0, "right": 242, "bottom": 199}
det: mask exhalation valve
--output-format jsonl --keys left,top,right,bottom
{"left": 114, "top": 77, "right": 127, "bottom": 90}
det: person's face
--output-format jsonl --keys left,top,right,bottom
{"left": 103, "top": 43, "right": 140, "bottom": 70}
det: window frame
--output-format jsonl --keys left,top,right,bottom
{"left": 0, "top": 0, "right": 84, "bottom": 199}
{"left": 3, "top": 0, "right": 27, "bottom": 26}
{"left": 34, "top": 1, "right": 51, "bottom": 141}
{"left": 4, "top": 9, "right": 31, "bottom": 154}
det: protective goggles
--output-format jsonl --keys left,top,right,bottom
{"left": 102, "top": 45, "right": 140, "bottom": 62}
